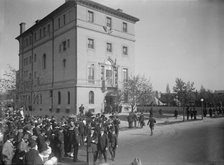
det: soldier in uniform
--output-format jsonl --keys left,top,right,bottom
{"left": 97, "top": 127, "right": 108, "bottom": 163}
{"left": 72, "top": 122, "right": 80, "bottom": 162}
{"left": 139, "top": 112, "right": 145, "bottom": 128}
{"left": 55, "top": 126, "right": 64, "bottom": 162}
{"left": 113, "top": 116, "right": 120, "bottom": 137}
{"left": 87, "top": 128, "right": 98, "bottom": 165}
{"left": 147, "top": 115, "right": 156, "bottom": 136}
{"left": 108, "top": 128, "right": 118, "bottom": 161}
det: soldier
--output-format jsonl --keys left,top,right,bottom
{"left": 108, "top": 128, "right": 118, "bottom": 161}
{"left": 86, "top": 128, "right": 98, "bottom": 165}
{"left": 72, "top": 122, "right": 80, "bottom": 162}
{"left": 54, "top": 126, "right": 64, "bottom": 162}
{"left": 147, "top": 115, "right": 156, "bottom": 136}
{"left": 97, "top": 127, "right": 108, "bottom": 163}
{"left": 174, "top": 109, "right": 178, "bottom": 119}
{"left": 113, "top": 116, "right": 120, "bottom": 137}
{"left": 139, "top": 112, "right": 145, "bottom": 128}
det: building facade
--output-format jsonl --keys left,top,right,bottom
{"left": 16, "top": 0, "right": 139, "bottom": 116}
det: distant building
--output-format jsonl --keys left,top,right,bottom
{"left": 16, "top": 0, "right": 139, "bottom": 116}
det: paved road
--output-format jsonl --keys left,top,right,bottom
{"left": 112, "top": 117, "right": 224, "bottom": 165}
{"left": 59, "top": 117, "right": 224, "bottom": 165}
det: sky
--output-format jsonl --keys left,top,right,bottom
{"left": 0, "top": 0, "right": 223, "bottom": 92}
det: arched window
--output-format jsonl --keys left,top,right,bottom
{"left": 89, "top": 91, "right": 94, "bottom": 104}
{"left": 42, "top": 54, "right": 46, "bottom": 69}
{"left": 67, "top": 91, "right": 70, "bottom": 104}
{"left": 58, "top": 91, "right": 61, "bottom": 104}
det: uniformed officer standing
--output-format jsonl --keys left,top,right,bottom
{"left": 97, "top": 127, "right": 108, "bottom": 163}
{"left": 147, "top": 115, "right": 156, "bottom": 136}
{"left": 87, "top": 128, "right": 98, "bottom": 165}
{"left": 108, "top": 128, "right": 118, "bottom": 161}
{"left": 72, "top": 122, "right": 80, "bottom": 162}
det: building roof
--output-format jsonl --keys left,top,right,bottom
{"left": 16, "top": 0, "right": 139, "bottom": 40}
{"left": 214, "top": 90, "right": 224, "bottom": 94}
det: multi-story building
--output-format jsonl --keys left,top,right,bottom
{"left": 16, "top": 0, "right": 139, "bottom": 116}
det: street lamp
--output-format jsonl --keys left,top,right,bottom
{"left": 201, "top": 98, "right": 204, "bottom": 120}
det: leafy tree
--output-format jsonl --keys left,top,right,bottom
{"left": 122, "top": 75, "right": 153, "bottom": 111}
{"left": 173, "top": 78, "right": 195, "bottom": 121}
{"left": 0, "top": 65, "right": 16, "bottom": 93}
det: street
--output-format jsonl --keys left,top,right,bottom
{"left": 113, "top": 118, "right": 224, "bottom": 165}
{"left": 59, "top": 117, "right": 224, "bottom": 165}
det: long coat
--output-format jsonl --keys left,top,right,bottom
{"left": 87, "top": 132, "right": 98, "bottom": 152}
{"left": 24, "top": 149, "right": 43, "bottom": 165}
{"left": 97, "top": 133, "right": 108, "bottom": 151}
{"left": 2, "top": 140, "right": 14, "bottom": 163}
{"left": 108, "top": 133, "right": 117, "bottom": 148}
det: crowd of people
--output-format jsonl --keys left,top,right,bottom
{"left": 0, "top": 106, "right": 120, "bottom": 165}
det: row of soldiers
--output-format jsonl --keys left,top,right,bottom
{"left": 0, "top": 111, "right": 120, "bottom": 165}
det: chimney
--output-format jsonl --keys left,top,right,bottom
{"left": 117, "top": 9, "right": 123, "bottom": 12}
{"left": 35, "top": 19, "right": 40, "bottom": 24}
{"left": 19, "top": 22, "right": 26, "bottom": 34}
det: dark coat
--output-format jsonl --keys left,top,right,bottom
{"left": 108, "top": 133, "right": 117, "bottom": 148}
{"left": 97, "top": 133, "right": 108, "bottom": 151}
{"left": 87, "top": 132, "right": 98, "bottom": 152}
{"left": 25, "top": 149, "right": 43, "bottom": 165}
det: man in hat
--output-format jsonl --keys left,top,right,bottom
{"left": 97, "top": 127, "right": 108, "bottom": 163}
{"left": 72, "top": 122, "right": 80, "bottom": 162}
{"left": 25, "top": 139, "right": 43, "bottom": 165}
{"left": 108, "top": 128, "right": 118, "bottom": 161}
{"left": 87, "top": 128, "right": 98, "bottom": 165}
{"left": 147, "top": 114, "right": 156, "bottom": 136}
{"left": 54, "top": 126, "right": 64, "bottom": 162}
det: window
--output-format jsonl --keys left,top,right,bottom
{"left": 39, "top": 28, "right": 42, "bottom": 38}
{"left": 88, "top": 38, "right": 94, "bottom": 49}
{"left": 67, "top": 91, "right": 70, "bottom": 104}
{"left": 123, "top": 46, "right": 128, "bottom": 55}
{"left": 88, "top": 64, "right": 94, "bottom": 83}
{"left": 34, "top": 54, "right": 36, "bottom": 62}
{"left": 29, "top": 56, "right": 32, "bottom": 64}
{"left": 40, "top": 94, "right": 42, "bottom": 104}
{"left": 62, "top": 41, "right": 66, "bottom": 51}
{"left": 42, "top": 54, "right": 46, "bottom": 69}
{"left": 107, "top": 43, "right": 112, "bottom": 52}
{"left": 106, "top": 17, "right": 112, "bottom": 28}
{"left": 56, "top": 108, "right": 60, "bottom": 113}
{"left": 88, "top": 11, "right": 94, "bottom": 23}
{"left": 123, "top": 22, "right": 127, "bottom": 32}
{"left": 89, "top": 91, "right": 94, "bottom": 104}
{"left": 29, "top": 36, "right": 32, "bottom": 45}
{"left": 36, "top": 95, "right": 39, "bottom": 104}
{"left": 26, "top": 38, "right": 28, "bottom": 46}
{"left": 63, "top": 59, "right": 66, "bottom": 68}
{"left": 47, "top": 24, "right": 50, "bottom": 34}
{"left": 58, "top": 91, "right": 61, "bottom": 104}
{"left": 66, "top": 109, "right": 70, "bottom": 114}
{"left": 43, "top": 27, "right": 46, "bottom": 37}
{"left": 34, "top": 32, "right": 37, "bottom": 41}
{"left": 63, "top": 14, "right": 66, "bottom": 25}
{"left": 58, "top": 17, "right": 61, "bottom": 28}
{"left": 123, "top": 68, "right": 128, "bottom": 82}
{"left": 67, "top": 39, "right": 70, "bottom": 48}
{"left": 34, "top": 72, "right": 37, "bottom": 79}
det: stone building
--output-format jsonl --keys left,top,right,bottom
{"left": 16, "top": 0, "right": 139, "bottom": 116}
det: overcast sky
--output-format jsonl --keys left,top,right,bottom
{"left": 0, "top": 0, "right": 223, "bottom": 92}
